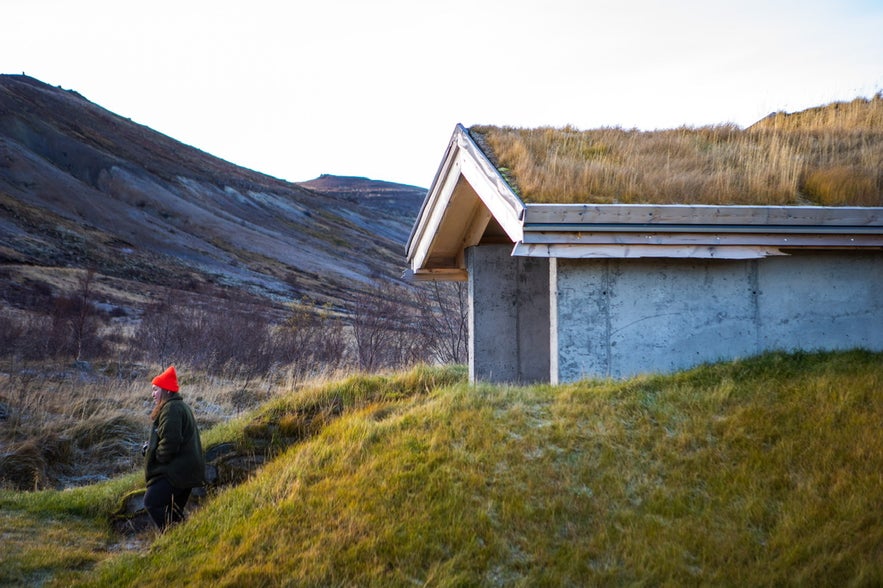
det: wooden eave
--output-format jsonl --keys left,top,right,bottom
{"left": 407, "top": 126, "right": 883, "bottom": 278}
{"left": 406, "top": 124, "right": 523, "bottom": 280}
{"left": 517, "top": 203, "right": 883, "bottom": 259}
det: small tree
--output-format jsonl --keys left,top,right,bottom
{"left": 137, "top": 289, "right": 182, "bottom": 368}
{"left": 349, "top": 283, "right": 402, "bottom": 372}
{"left": 71, "top": 268, "right": 96, "bottom": 361}
{"left": 276, "top": 299, "right": 348, "bottom": 380}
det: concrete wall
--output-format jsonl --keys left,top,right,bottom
{"left": 467, "top": 245, "right": 549, "bottom": 383}
{"left": 552, "top": 251, "right": 883, "bottom": 382}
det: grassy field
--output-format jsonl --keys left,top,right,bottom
{"left": 471, "top": 94, "right": 883, "bottom": 206}
{"left": 1, "top": 351, "right": 881, "bottom": 586}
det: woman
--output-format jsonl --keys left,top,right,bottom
{"left": 143, "top": 365, "right": 206, "bottom": 531}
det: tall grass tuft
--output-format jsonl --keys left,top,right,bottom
{"left": 0, "top": 359, "right": 344, "bottom": 490}
{"left": 471, "top": 94, "right": 883, "bottom": 206}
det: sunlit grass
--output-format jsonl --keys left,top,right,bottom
{"left": 84, "top": 350, "right": 883, "bottom": 587}
{"left": 3, "top": 352, "right": 882, "bottom": 586}
{"left": 471, "top": 94, "right": 883, "bottom": 206}
{"left": 0, "top": 473, "right": 142, "bottom": 586}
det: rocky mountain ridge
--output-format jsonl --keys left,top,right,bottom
{"left": 0, "top": 74, "right": 426, "bottom": 317}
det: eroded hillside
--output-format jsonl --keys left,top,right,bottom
{"left": 0, "top": 74, "right": 426, "bottom": 316}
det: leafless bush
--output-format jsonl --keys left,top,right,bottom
{"left": 348, "top": 282, "right": 423, "bottom": 371}
{"left": 413, "top": 281, "right": 468, "bottom": 364}
{"left": 345, "top": 280, "right": 468, "bottom": 371}
{"left": 136, "top": 299, "right": 265, "bottom": 375}
{"left": 274, "top": 299, "right": 348, "bottom": 381}
{"left": 0, "top": 273, "right": 108, "bottom": 362}
{"left": 136, "top": 294, "right": 351, "bottom": 381}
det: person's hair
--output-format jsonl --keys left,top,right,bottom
{"left": 150, "top": 388, "right": 175, "bottom": 421}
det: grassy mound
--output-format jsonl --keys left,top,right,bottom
{"left": 3, "top": 352, "right": 882, "bottom": 586}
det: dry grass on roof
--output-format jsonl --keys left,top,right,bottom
{"left": 469, "top": 94, "right": 883, "bottom": 206}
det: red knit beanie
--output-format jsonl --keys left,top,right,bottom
{"left": 152, "top": 365, "right": 179, "bottom": 392}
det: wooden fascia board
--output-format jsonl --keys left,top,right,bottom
{"left": 406, "top": 129, "right": 464, "bottom": 271}
{"left": 518, "top": 203, "right": 883, "bottom": 256}
{"left": 522, "top": 203, "right": 883, "bottom": 228}
{"left": 457, "top": 205, "right": 494, "bottom": 268}
{"left": 411, "top": 268, "right": 469, "bottom": 281}
{"left": 521, "top": 232, "right": 883, "bottom": 248}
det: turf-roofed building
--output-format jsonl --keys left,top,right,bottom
{"left": 407, "top": 99, "right": 883, "bottom": 382}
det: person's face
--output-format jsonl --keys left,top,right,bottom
{"left": 152, "top": 385, "right": 161, "bottom": 402}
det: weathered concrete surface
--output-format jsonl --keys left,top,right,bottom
{"left": 552, "top": 251, "right": 883, "bottom": 382}
{"left": 468, "top": 245, "right": 549, "bottom": 383}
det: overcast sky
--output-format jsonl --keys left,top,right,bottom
{"left": 3, "top": 0, "right": 881, "bottom": 187}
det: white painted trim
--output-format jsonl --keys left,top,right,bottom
{"left": 406, "top": 130, "right": 461, "bottom": 263}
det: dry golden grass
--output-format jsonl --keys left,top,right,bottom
{"left": 0, "top": 360, "right": 332, "bottom": 491}
{"left": 471, "top": 94, "right": 883, "bottom": 206}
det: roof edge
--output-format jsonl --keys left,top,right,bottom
{"left": 406, "top": 124, "right": 525, "bottom": 272}
{"left": 522, "top": 203, "right": 883, "bottom": 229}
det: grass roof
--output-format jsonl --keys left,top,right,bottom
{"left": 469, "top": 94, "right": 883, "bottom": 206}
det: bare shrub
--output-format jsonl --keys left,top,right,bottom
{"left": 70, "top": 269, "right": 98, "bottom": 361}
{"left": 274, "top": 300, "right": 348, "bottom": 381}
{"left": 137, "top": 299, "right": 272, "bottom": 377}
{"left": 0, "top": 297, "right": 107, "bottom": 362}
{"left": 412, "top": 281, "right": 468, "bottom": 365}
{"left": 344, "top": 279, "right": 468, "bottom": 372}
{"left": 136, "top": 294, "right": 183, "bottom": 367}
{"left": 348, "top": 281, "right": 432, "bottom": 372}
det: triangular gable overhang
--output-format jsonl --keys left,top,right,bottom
{"left": 406, "top": 124, "right": 524, "bottom": 280}
{"left": 407, "top": 125, "right": 883, "bottom": 279}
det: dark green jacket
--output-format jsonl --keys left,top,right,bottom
{"left": 145, "top": 395, "right": 206, "bottom": 488}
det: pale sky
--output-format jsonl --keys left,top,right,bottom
{"left": 3, "top": 0, "right": 881, "bottom": 188}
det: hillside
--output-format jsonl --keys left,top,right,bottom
{"left": 2, "top": 351, "right": 881, "bottom": 586}
{"left": 0, "top": 74, "right": 426, "bottom": 316}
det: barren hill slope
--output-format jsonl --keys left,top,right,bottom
{"left": 0, "top": 75, "right": 425, "bottom": 315}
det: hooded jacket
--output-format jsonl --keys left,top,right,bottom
{"left": 145, "top": 395, "right": 206, "bottom": 488}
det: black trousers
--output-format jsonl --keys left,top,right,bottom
{"left": 144, "top": 477, "right": 192, "bottom": 531}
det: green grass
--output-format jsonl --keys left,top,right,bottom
{"left": 2, "top": 352, "right": 882, "bottom": 586}
{"left": 0, "top": 473, "right": 142, "bottom": 586}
